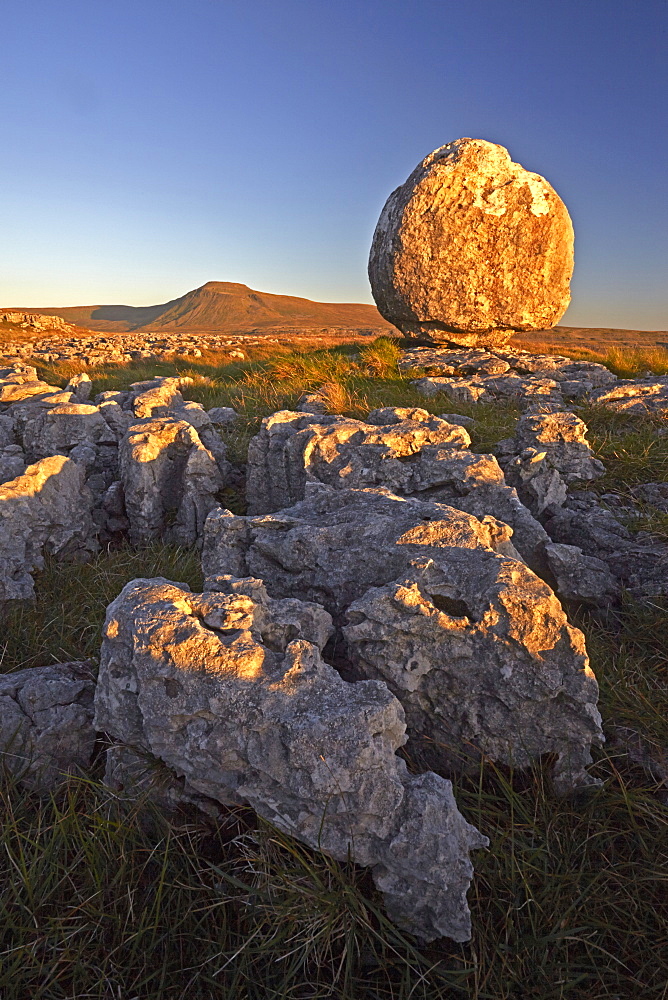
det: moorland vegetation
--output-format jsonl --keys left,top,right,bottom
{"left": 1, "top": 335, "right": 667, "bottom": 1000}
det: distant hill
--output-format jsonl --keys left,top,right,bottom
{"left": 14, "top": 281, "right": 395, "bottom": 335}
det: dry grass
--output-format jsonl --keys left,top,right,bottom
{"left": 514, "top": 339, "right": 668, "bottom": 378}
{"left": 1, "top": 337, "right": 667, "bottom": 998}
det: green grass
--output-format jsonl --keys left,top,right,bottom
{"left": 0, "top": 545, "right": 202, "bottom": 673}
{"left": 1, "top": 736, "right": 666, "bottom": 998}
{"left": 2, "top": 338, "right": 667, "bottom": 998}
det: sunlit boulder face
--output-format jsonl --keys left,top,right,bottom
{"left": 368, "top": 139, "right": 574, "bottom": 347}
{"left": 202, "top": 485, "right": 604, "bottom": 794}
{"left": 94, "top": 575, "right": 488, "bottom": 943}
{"left": 0, "top": 455, "right": 97, "bottom": 602}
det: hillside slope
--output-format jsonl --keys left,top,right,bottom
{"left": 14, "top": 282, "right": 394, "bottom": 334}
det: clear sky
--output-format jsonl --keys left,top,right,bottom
{"left": 1, "top": 0, "right": 666, "bottom": 329}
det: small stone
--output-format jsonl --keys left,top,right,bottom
{"left": 545, "top": 542, "right": 620, "bottom": 605}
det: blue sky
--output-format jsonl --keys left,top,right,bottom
{"left": 1, "top": 0, "right": 666, "bottom": 328}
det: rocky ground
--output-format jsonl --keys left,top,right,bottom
{"left": 1, "top": 334, "right": 666, "bottom": 994}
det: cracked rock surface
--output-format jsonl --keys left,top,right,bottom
{"left": 245, "top": 408, "right": 548, "bottom": 573}
{"left": 202, "top": 485, "right": 603, "bottom": 792}
{"left": 0, "top": 455, "right": 97, "bottom": 602}
{"left": 120, "top": 419, "right": 225, "bottom": 547}
{"left": 203, "top": 484, "right": 519, "bottom": 614}
{"left": 246, "top": 407, "right": 470, "bottom": 514}
{"left": 94, "top": 575, "right": 488, "bottom": 942}
{"left": 0, "top": 661, "right": 96, "bottom": 791}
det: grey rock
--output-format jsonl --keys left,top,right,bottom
{"left": 438, "top": 413, "right": 476, "bottom": 428}
{"left": 545, "top": 505, "right": 633, "bottom": 556}
{"left": 98, "top": 401, "right": 135, "bottom": 440}
{"left": 96, "top": 389, "right": 130, "bottom": 408}
{"left": 245, "top": 409, "right": 470, "bottom": 515}
{"left": 22, "top": 403, "right": 117, "bottom": 460}
{"left": 0, "top": 445, "right": 26, "bottom": 484}
{"left": 545, "top": 542, "right": 620, "bottom": 605}
{"left": 207, "top": 406, "right": 239, "bottom": 427}
{"left": 0, "top": 413, "right": 15, "bottom": 447}
{"left": 295, "top": 392, "right": 331, "bottom": 414}
{"left": 502, "top": 412, "right": 604, "bottom": 518}
{"left": 0, "top": 661, "right": 95, "bottom": 792}
{"left": 178, "top": 400, "right": 212, "bottom": 431}
{"left": 505, "top": 450, "right": 568, "bottom": 517}
{"left": 95, "top": 576, "right": 488, "bottom": 942}
{"left": 200, "top": 485, "right": 601, "bottom": 793}
{"left": 65, "top": 373, "right": 93, "bottom": 401}
{"left": 203, "top": 485, "right": 518, "bottom": 616}
{"left": 544, "top": 504, "right": 668, "bottom": 599}
{"left": 588, "top": 377, "right": 668, "bottom": 415}
{"left": 632, "top": 482, "right": 668, "bottom": 513}
{"left": 411, "top": 377, "right": 491, "bottom": 405}
{"left": 119, "top": 419, "right": 224, "bottom": 546}
{"left": 388, "top": 447, "right": 550, "bottom": 574}
{"left": 343, "top": 553, "right": 603, "bottom": 794}
{"left": 101, "top": 480, "right": 126, "bottom": 517}
{"left": 0, "top": 377, "right": 64, "bottom": 406}
{"left": 512, "top": 412, "right": 605, "bottom": 483}
{"left": 129, "top": 376, "right": 195, "bottom": 419}
{"left": 68, "top": 443, "right": 98, "bottom": 471}
{"left": 0, "top": 456, "right": 98, "bottom": 602}
{"left": 245, "top": 408, "right": 547, "bottom": 572}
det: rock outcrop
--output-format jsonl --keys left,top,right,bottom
{"left": 246, "top": 408, "right": 470, "bottom": 514}
{"left": 368, "top": 139, "right": 574, "bottom": 347}
{"left": 0, "top": 456, "right": 97, "bottom": 602}
{"left": 119, "top": 419, "right": 224, "bottom": 547}
{"left": 500, "top": 411, "right": 605, "bottom": 517}
{"left": 203, "top": 485, "right": 519, "bottom": 614}
{"left": 244, "top": 408, "right": 548, "bottom": 572}
{"left": 0, "top": 661, "right": 96, "bottom": 791}
{"left": 588, "top": 377, "right": 668, "bottom": 416}
{"left": 545, "top": 498, "right": 668, "bottom": 599}
{"left": 202, "top": 485, "right": 603, "bottom": 792}
{"left": 94, "top": 576, "right": 488, "bottom": 942}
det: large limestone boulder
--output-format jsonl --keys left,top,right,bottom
{"left": 0, "top": 455, "right": 98, "bottom": 602}
{"left": 201, "top": 486, "right": 603, "bottom": 792}
{"left": 95, "top": 576, "right": 488, "bottom": 942}
{"left": 0, "top": 661, "right": 95, "bottom": 792}
{"left": 369, "top": 139, "right": 574, "bottom": 347}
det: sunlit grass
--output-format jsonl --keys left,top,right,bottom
{"left": 1, "top": 337, "right": 667, "bottom": 997}
{"left": 515, "top": 340, "right": 668, "bottom": 378}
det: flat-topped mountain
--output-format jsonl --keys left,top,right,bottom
{"left": 13, "top": 281, "right": 394, "bottom": 335}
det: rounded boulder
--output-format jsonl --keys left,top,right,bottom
{"left": 368, "top": 138, "right": 574, "bottom": 348}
